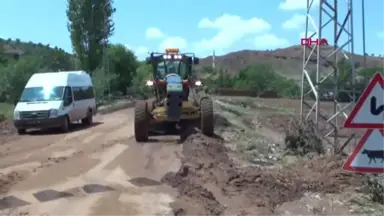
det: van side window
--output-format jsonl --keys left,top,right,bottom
{"left": 72, "top": 86, "right": 95, "bottom": 101}
{"left": 87, "top": 86, "right": 95, "bottom": 98}
{"left": 73, "top": 87, "right": 82, "bottom": 101}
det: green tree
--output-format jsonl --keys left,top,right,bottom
{"left": 358, "top": 67, "right": 384, "bottom": 80}
{"left": 0, "top": 56, "right": 45, "bottom": 103}
{"left": 131, "top": 63, "right": 152, "bottom": 98}
{"left": 91, "top": 66, "right": 118, "bottom": 99}
{"left": 0, "top": 44, "right": 5, "bottom": 64}
{"left": 40, "top": 48, "right": 75, "bottom": 71}
{"left": 235, "top": 64, "right": 278, "bottom": 92}
{"left": 66, "top": 0, "right": 116, "bottom": 73}
{"left": 202, "top": 63, "right": 301, "bottom": 97}
{"left": 107, "top": 44, "right": 138, "bottom": 94}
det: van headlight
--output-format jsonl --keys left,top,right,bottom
{"left": 49, "top": 109, "right": 58, "bottom": 118}
{"left": 13, "top": 111, "right": 20, "bottom": 120}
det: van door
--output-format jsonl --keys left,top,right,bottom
{"left": 72, "top": 87, "right": 84, "bottom": 121}
{"left": 63, "top": 86, "right": 77, "bottom": 121}
{"left": 78, "top": 86, "right": 90, "bottom": 119}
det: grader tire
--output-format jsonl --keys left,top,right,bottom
{"left": 134, "top": 101, "right": 149, "bottom": 142}
{"left": 200, "top": 97, "right": 214, "bottom": 136}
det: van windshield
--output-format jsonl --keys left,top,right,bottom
{"left": 19, "top": 86, "right": 65, "bottom": 102}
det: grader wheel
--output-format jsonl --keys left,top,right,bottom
{"left": 200, "top": 97, "right": 214, "bottom": 136}
{"left": 134, "top": 100, "right": 149, "bottom": 142}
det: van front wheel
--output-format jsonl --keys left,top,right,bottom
{"left": 82, "top": 110, "right": 93, "bottom": 126}
{"left": 60, "top": 116, "right": 70, "bottom": 133}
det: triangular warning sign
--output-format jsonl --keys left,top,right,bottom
{"left": 344, "top": 73, "right": 384, "bottom": 129}
{"left": 343, "top": 129, "right": 384, "bottom": 173}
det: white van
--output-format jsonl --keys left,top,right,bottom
{"left": 13, "top": 71, "right": 97, "bottom": 134}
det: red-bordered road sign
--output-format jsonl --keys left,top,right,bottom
{"left": 343, "top": 129, "right": 384, "bottom": 173}
{"left": 344, "top": 73, "right": 384, "bottom": 129}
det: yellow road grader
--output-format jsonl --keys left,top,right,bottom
{"left": 134, "top": 48, "right": 214, "bottom": 142}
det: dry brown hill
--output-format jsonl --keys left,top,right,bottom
{"left": 197, "top": 45, "right": 383, "bottom": 80}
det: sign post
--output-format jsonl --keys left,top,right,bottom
{"left": 343, "top": 73, "right": 384, "bottom": 173}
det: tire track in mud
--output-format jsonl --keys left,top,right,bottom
{"left": 0, "top": 179, "right": 171, "bottom": 211}
{"left": 0, "top": 120, "right": 126, "bottom": 161}
{"left": 0, "top": 109, "right": 133, "bottom": 169}
{"left": 0, "top": 109, "right": 134, "bottom": 199}
{"left": 0, "top": 123, "right": 181, "bottom": 215}
{"left": 0, "top": 142, "right": 174, "bottom": 213}
{"left": 0, "top": 177, "right": 166, "bottom": 211}
{"left": 1, "top": 108, "right": 131, "bottom": 150}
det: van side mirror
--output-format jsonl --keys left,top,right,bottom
{"left": 13, "top": 100, "right": 18, "bottom": 106}
{"left": 193, "top": 57, "right": 200, "bottom": 65}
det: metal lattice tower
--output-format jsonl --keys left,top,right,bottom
{"left": 300, "top": 0, "right": 363, "bottom": 153}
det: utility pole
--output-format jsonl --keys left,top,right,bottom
{"left": 362, "top": 0, "right": 366, "bottom": 68}
{"left": 212, "top": 50, "right": 216, "bottom": 70}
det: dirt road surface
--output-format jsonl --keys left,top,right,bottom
{"left": 0, "top": 109, "right": 181, "bottom": 215}
{"left": 0, "top": 102, "right": 377, "bottom": 216}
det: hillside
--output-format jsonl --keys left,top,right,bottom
{"left": 197, "top": 45, "right": 384, "bottom": 80}
{"left": 0, "top": 38, "right": 75, "bottom": 71}
{"left": 2, "top": 37, "right": 383, "bottom": 82}
{"left": 0, "top": 38, "right": 72, "bottom": 59}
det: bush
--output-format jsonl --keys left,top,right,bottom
{"left": 0, "top": 103, "right": 15, "bottom": 121}
{"left": 365, "top": 175, "right": 384, "bottom": 204}
{"left": 284, "top": 117, "right": 324, "bottom": 156}
{"left": 131, "top": 63, "right": 153, "bottom": 99}
{"left": 202, "top": 63, "right": 300, "bottom": 98}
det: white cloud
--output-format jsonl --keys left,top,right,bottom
{"left": 377, "top": 31, "right": 384, "bottom": 38}
{"left": 279, "top": 0, "right": 319, "bottom": 11}
{"left": 194, "top": 14, "right": 271, "bottom": 51}
{"left": 159, "top": 36, "right": 187, "bottom": 51}
{"left": 145, "top": 27, "right": 165, "bottom": 39}
{"left": 253, "top": 34, "right": 290, "bottom": 50}
{"left": 282, "top": 14, "right": 306, "bottom": 29}
{"left": 124, "top": 44, "right": 149, "bottom": 59}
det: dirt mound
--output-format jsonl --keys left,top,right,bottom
{"left": 162, "top": 133, "right": 364, "bottom": 215}
{"left": 0, "top": 120, "right": 16, "bottom": 136}
{"left": 0, "top": 120, "right": 17, "bottom": 144}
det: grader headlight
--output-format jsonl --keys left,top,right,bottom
{"left": 146, "top": 80, "right": 154, "bottom": 86}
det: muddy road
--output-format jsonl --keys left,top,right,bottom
{"left": 0, "top": 104, "right": 378, "bottom": 216}
{"left": 0, "top": 109, "right": 181, "bottom": 215}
